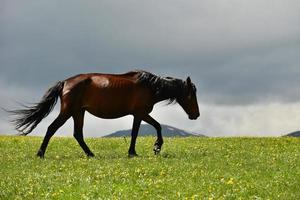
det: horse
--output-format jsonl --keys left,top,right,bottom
{"left": 9, "top": 70, "right": 200, "bottom": 158}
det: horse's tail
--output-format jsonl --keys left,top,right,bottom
{"left": 8, "top": 81, "right": 64, "bottom": 135}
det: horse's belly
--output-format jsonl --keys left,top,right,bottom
{"left": 85, "top": 106, "right": 131, "bottom": 119}
{"left": 83, "top": 96, "right": 133, "bottom": 119}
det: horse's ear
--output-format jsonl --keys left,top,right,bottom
{"left": 186, "top": 77, "right": 192, "bottom": 85}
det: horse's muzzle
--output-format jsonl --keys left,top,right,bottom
{"left": 189, "top": 113, "right": 200, "bottom": 120}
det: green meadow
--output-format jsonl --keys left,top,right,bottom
{"left": 0, "top": 136, "right": 299, "bottom": 199}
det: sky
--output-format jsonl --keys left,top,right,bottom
{"left": 1, "top": 0, "right": 300, "bottom": 137}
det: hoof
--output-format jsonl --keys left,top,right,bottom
{"left": 87, "top": 152, "right": 95, "bottom": 157}
{"left": 128, "top": 153, "right": 138, "bottom": 158}
{"left": 153, "top": 145, "right": 161, "bottom": 155}
{"left": 36, "top": 150, "right": 45, "bottom": 159}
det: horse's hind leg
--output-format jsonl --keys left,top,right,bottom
{"left": 128, "top": 116, "right": 142, "bottom": 157}
{"left": 143, "top": 115, "right": 163, "bottom": 155}
{"left": 37, "top": 114, "right": 70, "bottom": 158}
{"left": 73, "top": 110, "right": 94, "bottom": 157}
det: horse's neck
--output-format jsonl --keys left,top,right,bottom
{"left": 154, "top": 79, "right": 181, "bottom": 103}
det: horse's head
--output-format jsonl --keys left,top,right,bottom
{"left": 177, "top": 77, "right": 200, "bottom": 120}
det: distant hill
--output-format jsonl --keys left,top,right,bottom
{"left": 285, "top": 131, "right": 300, "bottom": 137}
{"left": 104, "top": 124, "right": 206, "bottom": 137}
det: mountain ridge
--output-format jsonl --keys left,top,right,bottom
{"left": 104, "top": 124, "right": 205, "bottom": 137}
{"left": 284, "top": 131, "right": 300, "bottom": 137}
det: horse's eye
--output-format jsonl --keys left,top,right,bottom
{"left": 188, "top": 94, "right": 192, "bottom": 100}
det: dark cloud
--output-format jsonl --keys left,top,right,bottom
{"left": 2, "top": 0, "right": 300, "bottom": 137}
{"left": 1, "top": 0, "right": 300, "bottom": 105}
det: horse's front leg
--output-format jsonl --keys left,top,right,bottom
{"left": 143, "top": 115, "right": 163, "bottom": 155}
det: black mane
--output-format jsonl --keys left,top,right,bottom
{"left": 135, "top": 70, "right": 185, "bottom": 102}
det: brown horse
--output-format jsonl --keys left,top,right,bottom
{"left": 9, "top": 70, "right": 200, "bottom": 158}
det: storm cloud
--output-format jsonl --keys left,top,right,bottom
{"left": 1, "top": 0, "right": 300, "bottom": 136}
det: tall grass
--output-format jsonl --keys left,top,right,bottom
{"left": 0, "top": 136, "right": 299, "bottom": 199}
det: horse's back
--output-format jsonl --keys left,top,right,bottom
{"left": 62, "top": 72, "right": 139, "bottom": 95}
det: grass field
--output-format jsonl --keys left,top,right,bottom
{"left": 0, "top": 136, "right": 299, "bottom": 199}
